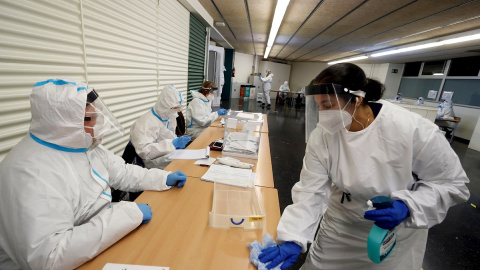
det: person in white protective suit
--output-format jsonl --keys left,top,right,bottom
{"left": 259, "top": 70, "right": 273, "bottom": 108}
{"left": 258, "top": 63, "right": 470, "bottom": 270}
{"left": 416, "top": 96, "right": 425, "bottom": 106}
{"left": 130, "top": 85, "right": 191, "bottom": 169}
{"left": 0, "top": 79, "right": 188, "bottom": 270}
{"left": 437, "top": 99, "right": 455, "bottom": 120}
{"left": 279, "top": 81, "right": 290, "bottom": 102}
{"left": 186, "top": 81, "right": 227, "bottom": 140}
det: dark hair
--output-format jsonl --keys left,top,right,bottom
{"left": 313, "top": 63, "right": 385, "bottom": 104}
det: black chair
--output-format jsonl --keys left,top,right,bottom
{"left": 111, "top": 142, "right": 144, "bottom": 202}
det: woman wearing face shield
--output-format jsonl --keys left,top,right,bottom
{"left": 258, "top": 63, "right": 469, "bottom": 270}
{"left": 185, "top": 81, "right": 227, "bottom": 140}
{"left": 0, "top": 79, "right": 187, "bottom": 270}
{"left": 130, "top": 84, "right": 191, "bottom": 169}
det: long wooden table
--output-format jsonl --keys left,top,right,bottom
{"left": 210, "top": 114, "right": 269, "bottom": 133}
{"left": 77, "top": 177, "right": 280, "bottom": 270}
{"left": 165, "top": 127, "right": 274, "bottom": 188}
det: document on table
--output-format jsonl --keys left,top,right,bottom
{"left": 103, "top": 263, "right": 169, "bottom": 270}
{"left": 201, "top": 164, "right": 255, "bottom": 188}
{"left": 169, "top": 147, "right": 210, "bottom": 160}
{"left": 194, "top": 157, "right": 216, "bottom": 166}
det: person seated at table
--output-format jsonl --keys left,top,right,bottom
{"left": 130, "top": 84, "right": 191, "bottom": 169}
{"left": 0, "top": 79, "right": 188, "bottom": 270}
{"left": 186, "top": 81, "right": 227, "bottom": 140}
{"left": 279, "top": 81, "right": 290, "bottom": 103}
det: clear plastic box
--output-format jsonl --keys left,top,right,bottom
{"left": 209, "top": 180, "right": 265, "bottom": 230}
{"left": 222, "top": 117, "right": 262, "bottom": 159}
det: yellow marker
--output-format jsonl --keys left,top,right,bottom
{"left": 249, "top": 216, "right": 264, "bottom": 222}
{"left": 471, "top": 203, "right": 476, "bottom": 208}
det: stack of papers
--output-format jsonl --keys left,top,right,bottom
{"left": 201, "top": 164, "right": 255, "bottom": 188}
{"left": 168, "top": 147, "right": 210, "bottom": 160}
{"left": 223, "top": 132, "right": 259, "bottom": 156}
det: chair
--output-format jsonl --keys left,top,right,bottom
{"left": 111, "top": 142, "right": 144, "bottom": 202}
{"left": 435, "top": 117, "right": 461, "bottom": 144}
{"left": 176, "top": 111, "right": 186, "bottom": 136}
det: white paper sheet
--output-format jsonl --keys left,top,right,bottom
{"left": 201, "top": 164, "right": 255, "bottom": 188}
{"left": 102, "top": 263, "right": 169, "bottom": 270}
{"left": 194, "top": 157, "right": 216, "bottom": 166}
{"left": 427, "top": 90, "right": 438, "bottom": 99}
{"left": 168, "top": 147, "right": 210, "bottom": 160}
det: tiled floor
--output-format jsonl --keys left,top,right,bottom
{"left": 219, "top": 98, "right": 480, "bottom": 270}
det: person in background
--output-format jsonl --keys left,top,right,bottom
{"left": 416, "top": 96, "right": 425, "bottom": 105}
{"left": 259, "top": 63, "right": 469, "bottom": 269}
{"left": 437, "top": 98, "right": 455, "bottom": 120}
{"left": 0, "top": 79, "right": 187, "bottom": 270}
{"left": 130, "top": 84, "right": 191, "bottom": 169}
{"left": 279, "top": 80, "right": 290, "bottom": 103}
{"left": 259, "top": 70, "right": 273, "bottom": 109}
{"left": 186, "top": 81, "right": 227, "bottom": 140}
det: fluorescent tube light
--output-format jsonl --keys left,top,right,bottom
{"left": 442, "top": 33, "right": 480, "bottom": 44}
{"left": 264, "top": 0, "right": 290, "bottom": 58}
{"left": 264, "top": 46, "right": 272, "bottom": 59}
{"left": 371, "top": 33, "right": 480, "bottom": 57}
{"left": 371, "top": 42, "right": 442, "bottom": 57}
{"left": 433, "top": 73, "right": 444, "bottom": 75}
{"left": 328, "top": 55, "right": 368, "bottom": 65}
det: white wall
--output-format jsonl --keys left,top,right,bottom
{"left": 233, "top": 52, "right": 255, "bottom": 84}
{"left": 289, "top": 62, "right": 329, "bottom": 91}
{"left": 469, "top": 116, "right": 480, "bottom": 151}
{"left": 383, "top": 63, "right": 405, "bottom": 99}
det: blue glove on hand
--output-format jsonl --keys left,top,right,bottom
{"left": 217, "top": 108, "right": 228, "bottom": 116}
{"left": 136, "top": 203, "right": 152, "bottom": 224}
{"left": 259, "top": 242, "right": 301, "bottom": 270}
{"left": 258, "top": 74, "right": 262, "bottom": 79}
{"left": 364, "top": 199, "right": 410, "bottom": 230}
{"left": 166, "top": 171, "right": 187, "bottom": 187}
{"left": 172, "top": 135, "right": 191, "bottom": 149}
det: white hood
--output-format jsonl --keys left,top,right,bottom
{"left": 153, "top": 85, "right": 183, "bottom": 119}
{"left": 191, "top": 90, "right": 209, "bottom": 102}
{"left": 29, "top": 78, "right": 89, "bottom": 149}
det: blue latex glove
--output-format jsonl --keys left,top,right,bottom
{"left": 258, "top": 74, "right": 262, "bottom": 79}
{"left": 136, "top": 203, "right": 152, "bottom": 224}
{"left": 172, "top": 135, "right": 191, "bottom": 149}
{"left": 166, "top": 171, "right": 187, "bottom": 187}
{"left": 259, "top": 242, "right": 302, "bottom": 270}
{"left": 217, "top": 108, "right": 228, "bottom": 116}
{"left": 364, "top": 199, "right": 410, "bottom": 230}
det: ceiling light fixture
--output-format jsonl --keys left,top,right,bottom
{"left": 328, "top": 55, "right": 368, "bottom": 65}
{"left": 264, "top": 0, "right": 290, "bottom": 58}
{"left": 264, "top": 46, "right": 272, "bottom": 59}
{"left": 371, "top": 33, "right": 480, "bottom": 57}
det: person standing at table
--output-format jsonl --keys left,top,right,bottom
{"left": 130, "top": 84, "right": 191, "bottom": 169}
{"left": 259, "top": 70, "right": 274, "bottom": 109}
{"left": 258, "top": 63, "right": 469, "bottom": 269}
{"left": 186, "top": 81, "right": 227, "bottom": 140}
{"left": 0, "top": 79, "right": 187, "bottom": 270}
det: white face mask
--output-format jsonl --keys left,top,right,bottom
{"left": 206, "top": 94, "right": 214, "bottom": 101}
{"left": 317, "top": 99, "right": 356, "bottom": 134}
{"left": 317, "top": 110, "right": 352, "bottom": 134}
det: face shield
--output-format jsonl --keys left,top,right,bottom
{"left": 305, "top": 83, "right": 366, "bottom": 140}
{"left": 201, "top": 87, "right": 218, "bottom": 101}
{"left": 84, "top": 88, "right": 124, "bottom": 142}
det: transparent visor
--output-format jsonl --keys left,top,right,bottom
{"left": 84, "top": 89, "right": 125, "bottom": 139}
{"left": 305, "top": 83, "right": 364, "bottom": 139}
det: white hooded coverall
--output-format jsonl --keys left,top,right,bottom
{"left": 276, "top": 100, "right": 469, "bottom": 269}
{"left": 186, "top": 90, "right": 219, "bottom": 139}
{"left": 0, "top": 79, "right": 172, "bottom": 270}
{"left": 260, "top": 73, "right": 273, "bottom": 105}
{"left": 130, "top": 85, "right": 183, "bottom": 169}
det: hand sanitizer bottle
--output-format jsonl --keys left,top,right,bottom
{"left": 366, "top": 196, "right": 397, "bottom": 264}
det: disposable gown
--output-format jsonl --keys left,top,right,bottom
{"left": 260, "top": 73, "right": 273, "bottom": 105}
{"left": 186, "top": 90, "right": 219, "bottom": 139}
{"left": 130, "top": 85, "right": 182, "bottom": 169}
{"left": 277, "top": 100, "right": 469, "bottom": 269}
{"left": 0, "top": 80, "right": 171, "bottom": 270}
